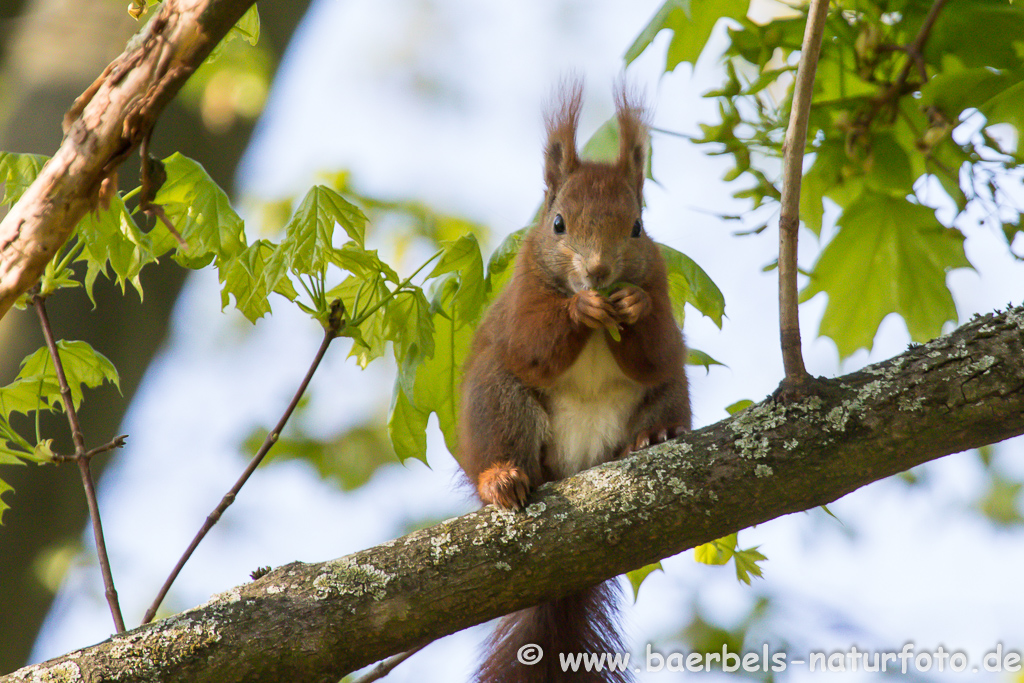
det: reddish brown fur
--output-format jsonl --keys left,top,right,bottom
{"left": 458, "top": 82, "right": 691, "bottom": 683}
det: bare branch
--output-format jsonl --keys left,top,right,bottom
{"left": 141, "top": 302, "right": 346, "bottom": 624}
{"left": 777, "top": 0, "right": 952, "bottom": 396}
{"left": 889, "top": 0, "right": 949, "bottom": 102}
{"left": 778, "top": 0, "right": 830, "bottom": 389}
{"left": 8, "top": 305, "right": 1024, "bottom": 683}
{"left": 85, "top": 435, "right": 130, "bottom": 461}
{"left": 0, "top": 0, "right": 257, "bottom": 320}
{"left": 32, "top": 295, "right": 126, "bottom": 633}
{"left": 52, "top": 435, "right": 129, "bottom": 463}
{"left": 859, "top": 0, "right": 950, "bottom": 131}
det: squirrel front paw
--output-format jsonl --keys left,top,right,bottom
{"left": 569, "top": 289, "right": 616, "bottom": 330}
{"left": 477, "top": 462, "right": 532, "bottom": 510}
{"left": 608, "top": 285, "right": 651, "bottom": 326}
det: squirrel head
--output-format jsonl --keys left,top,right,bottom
{"left": 527, "top": 81, "right": 656, "bottom": 295}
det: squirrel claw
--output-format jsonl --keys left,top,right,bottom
{"left": 609, "top": 285, "right": 650, "bottom": 326}
{"left": 633, "top": 424, "right": 686, "bottom": 452}
{"left": 477, "top": 462, "right": 532, "bottom": 510}
{"left": 570, "top": 290, "right": 616, "bottom": 330}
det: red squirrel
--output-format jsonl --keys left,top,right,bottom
{"left": 458, "top": 83, "right": 691, "bottom": 683}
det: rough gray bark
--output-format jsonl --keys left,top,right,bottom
{"left": 5, "top": 305, "right": 1023, "bottom": 683}
{"left": 0, "top": 0, "right": 256, "bottom": 319}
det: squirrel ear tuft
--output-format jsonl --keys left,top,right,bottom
{"left": 544, "top": 79, "right": 583, "bottom": 198}
{"left": 614, "top": 84, "right": 649, "bottom": 205}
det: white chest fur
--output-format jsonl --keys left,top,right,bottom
{"left": 543, "top": 334, "right": 644, "bottom": 479}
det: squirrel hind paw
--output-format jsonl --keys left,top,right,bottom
{"left": 477, "top": 462, "right": 532, "bottom": 510}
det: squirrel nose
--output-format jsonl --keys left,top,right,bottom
{"left": 586, "top": 262, "right": 611, "bottom": 287}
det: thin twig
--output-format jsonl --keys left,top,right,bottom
{"left": 142, "top": 301, "right": 346, "bottom": 624}
{"left": 33, "top": 295, "right": 126, "bottom": 633}
{"left": 892, "top": 0, "right": 949, "bottom": 99}
{"left": 859, "top": 0, "right": 950, "bottom": 131}
{"left": 777, "top": 0, "right": 830, "bottom": 386}
{"left": 52, "top": 434, "right": 129, "bottom": 463}
{"left": 146, "top": 203, "right": 188, "bottom": 248}
{"left": 649, "top": 126, "right": 694, "bottom": 140}
{"left": 85, "top": 434, "right": 129, "bottom": 459}
{"left": 348, "top": 644, "right": 427, "bottom": 683}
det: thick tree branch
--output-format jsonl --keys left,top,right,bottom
{"left": 6, "top": 305, "right": 1024, "bottom": 683}
{"left": 0, "top": 0, "right": 256, "bottom": 320}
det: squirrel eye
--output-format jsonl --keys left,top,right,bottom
{"left": 553, "top": 214, "right": 566, "bottom": 235}
{"left": 631, "top": 219, "right": 643, "bottom": 238}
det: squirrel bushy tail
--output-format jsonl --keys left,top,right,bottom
{"left": 477, "top": 580, "right": 632, "bottom": 683}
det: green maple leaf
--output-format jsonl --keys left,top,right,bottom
{"left": 625, "top": 0, "right": 750, "bottom": 71}
{"left": 387, "top": 385, "right": 429, "bottom": 465}
{"left": 733, "top": 546, "right": 767, "bottom": 585}
{"left": 695, "top": 533, "right": 736, "bottom": 565}
{"left": 626, "top": 562, "right": 663, "bottom": 601}
{"left": 327, "top": 275, "right": 392, "bottom": 367}
{"left": 0, "top": 477, "right": 13, "bottom": 524}
{"left": 384, "top": 288, "right": 434, "bottom": 371}
{"left": 230, "top": 5, "right": 260, "bottom": 46}
{"left": 77, "top": 193, "right": 158, "bottom": 301}
{"left": 278, "top": 185, "right": 368, "bottom": 277}
{"left": 153, "top": 153, "right": 247, "bottom": 267}
{"left": 0, "top": 152, "right": 48, "bottom": 205}
{"left": 803, "top": 192, "right": 972, "bottom": 357}
{"left": 219, "top": 240, "right": 294, "bottom": 322}
{"left": 922, "top": 66, "right": 1024, "bottom": 132}
{"left": 427, "top": 234, "right": 485, "bottom": 321}
{"left": 15, "top": 341, "right": 120, "bottom": 412}
{"left": 975, "top": 475, "right": 1024, "bottom": 527}
{"left": 695, "top": 533, "right": 766, "bottom": 584}
{"left": 484, "top": 228, "right": 526, "bottom": 301}
{"left": 659, "top": 244, "right": 725, "bottom": 328}
{"left": 388, "top": 276, "right": 474, "bottom": 463}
